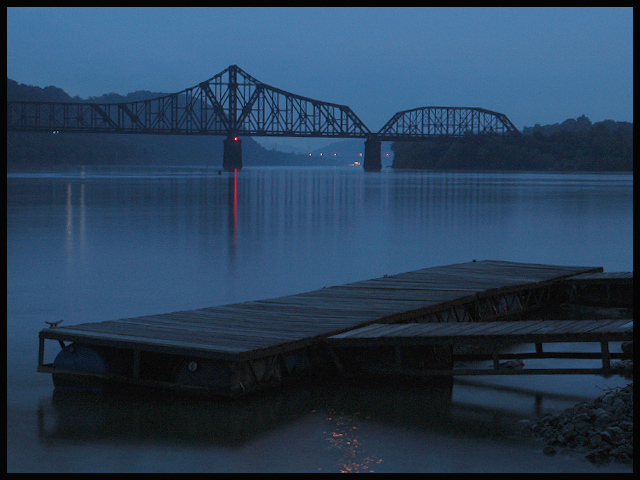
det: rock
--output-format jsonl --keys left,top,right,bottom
{"left": 618, "top": 421, "right": 633, "bottom": 431}
{"left": 606, "top": 426, "right": 624, "bottom": 439}
{"left": 588, "top": 433, "right": 603, "bottom": 449}
{"left": 573, "top": 412, "right": 590, "bottom": 423}
{"left": 615, "top": 444, "right": 633, "bottom": 460}
{"left": 593, "top": 412, "right": 611, "bottom": 430}
{"left": 530, "top": 381, "right": 633, "bottom": 464}
{"left": 574, "top": 420, "right": 591, "bottom": 435}
{"left": 611, "top": 397, "right": 626, "bottom": 413}
{"left": 586, "top": 447, "right": 611, "bottom": 464}
{"left": 573, "top": 434, "right": 588, "bottom": 448}
{"left": 561, "top": 422, "right": 575, "bottom": 437}
{"left": 599, "top": 430, "right": 613, "bottom": 444}
{"left": 517, "top": 418, "right": 532, "bottom": 433}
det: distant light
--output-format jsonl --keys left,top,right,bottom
{"left": 233, "top": 136, "right": 239, "bottom": 141}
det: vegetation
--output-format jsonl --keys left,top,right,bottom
{"left": 391, "top": 115, "right": 633, "bottom": 171}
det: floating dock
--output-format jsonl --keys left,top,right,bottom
{"left": 562, "top": 271, "right": 633, "bottom": 307}
{"left": 328, "top": 319, "right": 633, "bottom": 377}
{"left": 37, "top": 260, "right": 632, "bottom": 397}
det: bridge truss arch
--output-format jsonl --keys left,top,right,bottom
{"left": 375, "top": 106, "right": 519, "bottom": 141}
{"left": 6, "top": 65, "right": 371, "bottom": 139}
{"left": 7, "top": 66, "right": 522, "bottom": 171}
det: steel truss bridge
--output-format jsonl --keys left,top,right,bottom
{"left": 7, "top": 65, "right": 520, "bottom": 171}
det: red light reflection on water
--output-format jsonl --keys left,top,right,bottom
{"left": 232, "top": 169, "right": 238, "bottom": 245}
{"left": 323, "top": 410, "right": 383, "bottom": 473}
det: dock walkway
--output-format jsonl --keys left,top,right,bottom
{"left": 562, "top": 271, "right": 633, "bottom": 307}
{"left": 38, "top": 260, "right": 613, "bottom": 396}
{"left": 327, "top": 319, "right": 633, "bottom": 376}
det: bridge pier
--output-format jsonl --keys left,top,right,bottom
{"left": 363, "top": 137, "right": 382, "bottom": 172}
{"left": 223, "top": 135, "right": 243, "bottom": 171}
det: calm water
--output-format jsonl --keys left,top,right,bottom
{"left": 7, "top": 166, "right": 633, "bottom": 472}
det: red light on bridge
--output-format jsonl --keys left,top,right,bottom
{"left": 234, "top": 136, "right": 239, "bottom": 141}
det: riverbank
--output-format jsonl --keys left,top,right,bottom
{"left": 528, "top": 377, "right": 632, "bottom": 465}
{"left": 511, "top": 303, "right": 633, "bottom": 465}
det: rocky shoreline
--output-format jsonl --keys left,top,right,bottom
{"left": 524, "top": 362, "right": 633, "bottom": 465}
{"left": 511, "top": 305, "right": 633, "bottom": 465}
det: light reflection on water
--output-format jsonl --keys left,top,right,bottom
{"left": 29, "top": 374, "right": 629, "bottom": 472}
{"left": 322, "top": 409, "right": 384, "bottom": 473}
{"left": 7, "top": 166, "right": 633, "bottom": 472}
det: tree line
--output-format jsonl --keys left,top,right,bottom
{"left": 391, "top": 115, "right": 632, "bottom": 171}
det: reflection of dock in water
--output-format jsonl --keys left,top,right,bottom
{"left": 37, "top": 375, "right": 598, "bottom": 449}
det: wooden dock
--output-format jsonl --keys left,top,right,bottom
{"left": 561, "top": 271, "right": 633, "bottom": 307}
{"left": 327, "top": 319, "right": 633, "bottom": 377}
{"left": 38, "top": 260, "right": 620, "bottom": 397}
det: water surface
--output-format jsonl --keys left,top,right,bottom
{"left": 7, "top": 166, "right": 633, "bottom": 472}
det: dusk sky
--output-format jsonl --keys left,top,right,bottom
{"left": 7, "top": 7, "right": 633, "bottom": 142}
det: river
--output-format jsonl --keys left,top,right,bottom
{"left": 7, "top": 166, "right": 633, "bottom": 472}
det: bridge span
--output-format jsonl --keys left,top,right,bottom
{"left": 7, "top": 65, "right": 519, "bottom": 171}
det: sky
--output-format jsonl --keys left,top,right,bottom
{"left": 7, "top": 7, "right": 633, "bottom": 146}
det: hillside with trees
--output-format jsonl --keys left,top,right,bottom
{"left": 391, "top": 115, "right": 632, "bottom": 171}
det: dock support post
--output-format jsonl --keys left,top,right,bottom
{"left": 223, "top": 134, "right": 243, "bottom": 172}
{"left": 601, "top": 341, "right": 611, "bottom": 370}
{"left": 133, "top": 350, "right": 141, "bottom": 379}
{"left": 38, "top": 337, "right": 45, "bottom": 370}
{"left": 492, "top": 352, "right": 500, "bottom": 370}
{"left": 363, "top": 137, "right": 382, "bottom": 171}
{"left": 325, "top": 345, "right": 344, "bottom": 373}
